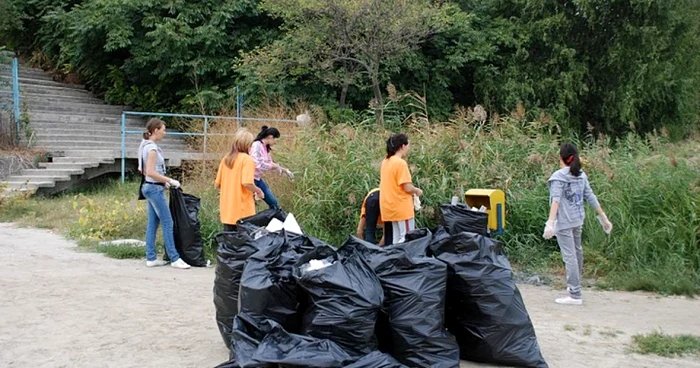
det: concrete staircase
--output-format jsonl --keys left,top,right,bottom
{"left": 0, "top": 66, "right": 199, "bottom": 196}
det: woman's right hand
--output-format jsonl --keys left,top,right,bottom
{"left": 254, "top": 187, "right": 265, "bottom": 200}
{"left": 414, "top": 188, "right": 423, "bottom": 197}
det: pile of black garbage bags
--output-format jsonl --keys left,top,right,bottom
{"left": 213, "top": 204, "right": 548, "bottom": 368}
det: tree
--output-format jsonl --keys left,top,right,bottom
{"left": 253, "top": 0, "right": 450, "bottom": 126}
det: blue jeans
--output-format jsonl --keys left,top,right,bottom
{"left": 254, "top": 178, "right": 279, "bottom": 209}
{"left": 142, "top": 183, "right": 180, "bottom": 262}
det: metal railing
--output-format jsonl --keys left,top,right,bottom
{"left": 0, "top": 54, "right": 21, "bottom": 144}
{"left": 12, "top": 57, "right": 19, "bottom": 143}
{"left": 120, "top": 111, "right": 299, "bottom": 183}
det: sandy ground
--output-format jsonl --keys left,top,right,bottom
{"left": 1, "top": 222, "right": 699, "bottom": 368}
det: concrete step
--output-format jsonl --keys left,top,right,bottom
{"left": 0, "top": 69, "right": 53, "bottom": 81}
{"left": 29, "top": 112, "right": 139, "bottom": 123}
{"left": 39, "top": 162, "right": 101, "bottom": 169}
{"left": 31, "top": 132, "right": 192, "bottom": 141}
{"left": 28, "top": 103, "right": 127, "bottom": 114}
{"left": 0, "top": 75, "right": 85, "bottom": 89}
{"left": 21, "top": 94, "right": 104, "bottom": 105}
{"left": 0, "top": 91, "right": 105, "bottom": 105}
{"left": 49, "top": 149, "right": 194, "bottom": 160}
{"left": 0, "top": 176, "right": 56, "bottom": 189}
{"left": 18, "top": 84, "right": 92, "bottom": 96}
{"left": 10, "top": 174, "right": 71, "bottom": 182}
{"left": 21, "top": 168, "right": 85, "bottom": 176}
{"left": 2, "top": 179, "right": 56, "bottom": 189}
{"left": 32, "top": 127, "right": 145, "bottom": 136}
{"left": 33, "top": 138, "right": 188, "bottom": 147}
{"left": 49, "top": 156, "right": 113, "bottom": 164}
{"left": 17, "top": 68, "right": 55, "bottom": 79}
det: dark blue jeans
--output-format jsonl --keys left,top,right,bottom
{"left": 254, "top": 178, "right": 279, "bottom": 209}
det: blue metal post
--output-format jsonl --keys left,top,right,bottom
{"left": 495, "top": 203, "right": 503, "bottom": 235}
{"left": 12, "top": 58, "right": 20, "bottom": 144}
{"left": 203, "top": 116, "right": 208, "bottom": 153}
{"left": 236, "top": 86, "right": 242, "bottom": 129}
{"left": 121, "top": 113, "right": 126, "bottom": 183}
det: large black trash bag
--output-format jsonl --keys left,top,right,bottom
{"left": 221, "top": 312, "right": 275, "bottom": 368}
{"left": 434, "top": 232, "right": 548, "bottom": 368}
{"left": 167, "top": 188, "right": 206, "bottom": 266}
{"left": 342, "top": 235, "right": 460, "bottom": 368}
{"left": 253, "top": 319, "right": 353, "bottom": 367}
{"left": 239, "top": 230, "right": 309, "bottom": 333}
{"left": 213, "top": 230, "right": 282, "bottom": 349}
{"left": 237, "top": 208, "right": 289, "bottom": 228}
{"left": 217, "top": 315, "right": 354, "bottom": 368}
{"left": 439, "top": 203, "right": 489, "bottom": 236}
{"left": 343, "top": 351, "right": 407, "bottom": 368}
{"left": 294, "top": 245, "right": 384, "bottom": 358}
{"left": 235, "top": 208, "right": 289, "bottom": 239}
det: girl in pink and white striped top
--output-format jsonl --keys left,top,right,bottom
{"left": 249, "top": 126, "right": 294, "bottom": 209}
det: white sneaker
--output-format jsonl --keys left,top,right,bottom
{"left": 146, "top": 260, "right": 168, "bottom": 267}
{"left": 170, "top": 259, "right": 191, "bottom": 269}
{"left": 555, "top": 296, "right": 583, "bottom": 305}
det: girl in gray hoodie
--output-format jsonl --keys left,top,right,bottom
{"left": 543, "top": 143, "right": 612, "bottom": 305}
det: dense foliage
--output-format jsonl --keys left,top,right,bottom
{"left": 2, "top": 0, "right": 699, "bottom": 136}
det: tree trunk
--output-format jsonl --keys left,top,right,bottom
{"left": 371, "top": 74, "right": 383, "bottom": 127}
{"left": 339, "top": 83, "right": 348, "bottom": 109}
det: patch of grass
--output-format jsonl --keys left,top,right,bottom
{"left": 583, "top": 326, "right": 592, "bottom": 336}
{"left": 95, "top": 244, "right": 146, "bottom": 259}
{"left": 632, "top": 332, "right": 700, "bottom": 357}
{"left": 564, "top": 324, "right": 576, "bottom": 331}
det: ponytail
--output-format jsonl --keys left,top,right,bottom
{"left": 560, "top": 142, "right": 582, "bottom": 177}
{"left": 254, "top": 125, "right": 281, "bottom": 151}
{"left": 386, "top": 133, "right": 409, "bottom": 159}
{"left": 143, "top": 118, "right": 164, "bottom": 140}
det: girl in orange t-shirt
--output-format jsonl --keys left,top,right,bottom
{"left": 215, "top": 129, "right": 265, "bottom": 231}
{"left": 379, "top": 133, "right": 423, "bottom": 245}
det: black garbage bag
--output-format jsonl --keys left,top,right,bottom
{"left": 167, "top": 188, "right": 207, "bottom": 266}
{"left": 341, "top": 234, "right": 460, "bottom": 368}
{"left": 254, "top": 319, "right": 353, "bottom": 367}
{"left": 237, "top": 208, "right": 289, "bottom": 228}
{"left": 434, "top": 232, "right": 548, "bottom": 368}
{"left": 217, "top": 315, "right": 354, "bottom": 368}
{"left": 239, "top": 231, "right": 308, "bottom": 333}
{"left": 439, "top": 203, "right": 489, "bottom": 236}
{"left": 213, "top": 230, "right": 283, "bottom": 349}
{"left": 343, "top": 351, "right": 407, "bottom": 368}
{"left": 225, "top": 312, "right": 274, "bottom": 368}
{"left": 294, "top": 245, "right": 384, "bottom": 358}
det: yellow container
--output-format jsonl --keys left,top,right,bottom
{"left": 464, "top": 189, "right": 506, "bottom": 234}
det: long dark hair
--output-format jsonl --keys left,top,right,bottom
{"left": 255, "top": 126, "right": 280, "bottom": 151}
{"left": 560, "top": 142, "right": 582, "bottom": 177}
{"left": 386, "top": 133, "right": 409, "bottom": 159}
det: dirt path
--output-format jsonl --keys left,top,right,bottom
{"left": 1, "top": 223, "right": 698, "bottom": 368}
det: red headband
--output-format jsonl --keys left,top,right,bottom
{"left": 565, "top": 155, "right": 574, "bottom": 164}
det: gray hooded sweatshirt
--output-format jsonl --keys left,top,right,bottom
{"left": 548, "top": 167, "right": 600, "bottom": 230}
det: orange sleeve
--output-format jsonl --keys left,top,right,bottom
{"left": 215, "top": 159, "right": 224, "bottom": 187}
{"left": 397, "top": 159, "right": 412, "bottom": 186}
{"left": 242, "top": 156, "right": 255, "bottom": 185}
